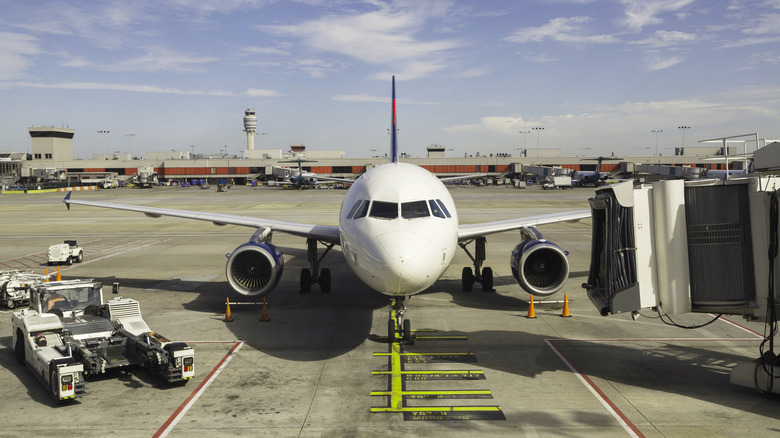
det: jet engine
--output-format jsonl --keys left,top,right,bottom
{"left": 225, "top": 229, "right": 284, "bottom": 297}
{"left": 510, "top": 227, "right": 570, "bottom": 297}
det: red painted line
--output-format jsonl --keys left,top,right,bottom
{"left": 153, "top": 341, "right": 244, "bottom": 438}
{"left": 547, "top": 339, "right": 644, "bottom": 438}
{"left": 718, "top": 315, "right": 764, "bottom": 338}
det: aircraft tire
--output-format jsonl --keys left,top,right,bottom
{"left": 388, "top": 319, "right": 395, "bottom": 344}
{"left": 461, "top": 267, "right": 474, "bottom": 292}
{"left": 403, "top": 319, "right": 411, "bottom": 341}
{"left": 319, "top": 269, "right": 331, "bottom": 294}
{"left": 299, "top": 269, "right": 312, "bottom": 294}
{"left": 481, "top": 267, "right": 494, "bottom": 292}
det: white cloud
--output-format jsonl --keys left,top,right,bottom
{"left": 4, "top": 81, "right": 234, "bottom": 96}
{"left": 256, "top": 3, "right": 462, "bottom": 79}
{"left": 645, "top": 54, "right": 684, "bottom": 70}
{"left": 619, "top": 0, "right": 695, "bottom": 31}
{"left": 505, "top": 16, "right": 619, "bottom": 44}
{"left": 61, "top": 48, "right": 220, "bottom": 73}
{"left": 0, "top": 32, "right": 41, "bottom": 80}
{"left": 633, "top": 30, "right": 698, "bottom": 47}
{"left": 246, "top": 88, "right": 280, "bottom": 97}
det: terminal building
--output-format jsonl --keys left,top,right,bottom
{"left": 0, "top": 118, "right": 772, "bottom": 188}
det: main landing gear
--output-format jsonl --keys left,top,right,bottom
{"left": 388, "top": 297, "right": 413, "bottom": 344}
{"left": 458, "top": 236, "right": 494, "bottom": 292}
{"left": 299, "top": 238, "right": 336, "bottom": 294}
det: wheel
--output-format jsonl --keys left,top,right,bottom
{"left": 76, "top": 252, "right": 84, "bottom": 263}
{"left": 15, "top": 330, "right": 25, "bottom": 365}
{"left": 65, "top": 256, "right": 73, "bottom": 266}
{"left": 50, "top": 370, "right": 64, "bottom": 405}
{"left": 299, "top": 269, "right": 312, "bottom": 294}
{"left": 6, "top": 300, "right": 15, "bottom": 309}
{"left": 481, "top": 267, "right": 494, "bottom": 292}
{"left": 403, "top": 319, "right": 412, "bottom": 341}
{"left": 388, "top": 319, "right": 395, "bottom": 344}
{"left": 319, "top": 268, "right": 331, "bottom": 294}
{"left": 461, "top": 267, "right": 474, "bottom": 292}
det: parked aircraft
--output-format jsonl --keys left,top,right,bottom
{"left": 63, "top": 77, "right": 590, "bottom": 341}
{"left": 273, "top": 157, "right": 352, "bottom": 189}
{"left": 572, "top": 157, "right": 614, "bottom": 186}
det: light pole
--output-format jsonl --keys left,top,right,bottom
{"left": 97, "top": 130, "right": 110, "bottom": 160}
{"left": 518, "top": 130, "right": 530, "bottom": 154}
{"left": 532, "top": 127, "right": 544, "bottom": 156}
{"left": 125, "top": 133, "right": 135, "bottom": 158}
{"left": 678, "top": 126, "right": 690, "bottom": 149}
{"left": 651, "top": 129, "right": 662, "bottom": 156}
{"left": 190, "top": 145, "right": 195, "bottom": 159}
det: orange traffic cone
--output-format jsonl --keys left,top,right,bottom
{"left": 44, "top": 269, "right": 50, "bottom": 282}
{"left": 526, "top": 294, "right": 537, "bottom": 319}
{"left": 224, "top": 298, "right": 233, "bottom": 322}
{"left": 56, "top": 266, "right": 62, "bottom": 281}
{"left": 561, "top": 293, "right": 572, "bottom": 318}
{"left": 260, "top": 297, "right": 270, "bottom": 322}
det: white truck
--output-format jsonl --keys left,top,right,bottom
{"left": 47, "top": 240, "right": 84, "bottom": 265}
{"left": 542, "top": 175, "right": 573, "bottom": 189}
{"left": 1, "top": 270, "right": 49, "bottom": 309}
{"left": 12, "top": 280, "right": 194, "bottom": 403}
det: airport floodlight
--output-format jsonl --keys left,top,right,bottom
{"left": 678, "top": 126, "right": 690, "bottom": 148}
{"left": 651, "top": 129, "right": 662, "bottom": 156}
{"left": 97, "top": 130, "right": 110, "bottom": 160}
{"left": 532, "top": 127, "right": 545, "bottom": 152}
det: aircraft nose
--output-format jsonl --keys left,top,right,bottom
{"left": 373, "top": 231, "right": 437, "bottom": 293}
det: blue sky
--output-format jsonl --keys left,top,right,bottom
{"left": 1, "top": 0, "right": 778, "bottom": 159}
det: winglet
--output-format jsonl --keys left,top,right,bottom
{"left": 63, "top": 191, "right": 71, "bottom": 210}
{"left": 391, "top": 76, "right": 398, "bottom": 163}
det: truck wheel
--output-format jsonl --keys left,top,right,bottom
{"left": 50, "top": 370, "right": 64, "bottom": 405}
{"left": 76, "top": 252, "right": 83, "bottom": 263}
{"left": 14, "top": 330, "right": 25, "bottom": 364}
{"left": 66, "top": 256, "right": 73, "bottom": 266}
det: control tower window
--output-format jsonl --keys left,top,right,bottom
{"left": 402, "top": 201, "right": 430, "bottom": 219}
{"left": 370, "top": 201, "right": 398, "bottom": 219}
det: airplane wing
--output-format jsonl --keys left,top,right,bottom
{"left": 438, "top": 173, "right": 486, "bottom": 182}
{"left": 457, "top": 209, "right": 591, "bottom": 241}
{"left": 63, "top": 192, "right": 340, "bottom": 244}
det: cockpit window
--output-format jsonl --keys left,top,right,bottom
{"left": 429, "top": 200, "right": 446, "bottom": 218}
{"left": 402, "top": 201, "right": 430, "bottom": 219}
{"left": 354, "top": 200, "right": 369, "bottom": 218}
{"left": 347, "top": 200, "right": 364, "bottom": 219}
{"left": 370, "top": 201, "right": 398, "bottom": 219}
{"left": 436, "top": 199, "right": 452, "bottom": 218}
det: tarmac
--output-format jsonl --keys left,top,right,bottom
{"left": 0, "top": 184, "right": 778, "bottom": 437}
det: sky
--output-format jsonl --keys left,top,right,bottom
{"left": 0, "top": 0, "right": 778, "bottom": 159}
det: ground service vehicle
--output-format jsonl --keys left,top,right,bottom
{"left": 47, "top": 240, "right": 84, "bottom": 265}
{"left": 542, "top": 176, "right": 573, "bottom": 189}
{"left": 1, "top": 270, "right": 48, "bottom": 308}
{"left": 12, "top": 280, "right": 194, "bottom": 403}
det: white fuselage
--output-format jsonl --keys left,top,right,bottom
{"left": 339, "top": 162, "right": 459, "bottom": 296}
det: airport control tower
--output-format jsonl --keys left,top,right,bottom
{"left": 243, "top": 108, "right": 257, "bottom": 150}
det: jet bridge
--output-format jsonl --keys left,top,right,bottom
{"left": 583, "top": 176, "right": 780, "bottom": 393}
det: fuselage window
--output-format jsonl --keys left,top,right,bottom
{"left": 370, "top": 201, "right": 398, "bottom": 219}
{"left": 354, "top": 200, "right": 370, "bottom": 219}
{"left": 429, "top": 200, "right": 446, "bottom": 218}
{"left": 436, "top": 199, "right": 452, "bottom": 218}
{"left": 402, "top": 200, "right": 430, "bottom": 219}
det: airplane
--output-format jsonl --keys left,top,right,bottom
{"left": 571, "top": 156, "right": 613, "bottom": 186}
{"left": 272, "top": 157, "right": 353, "bottom": 189}
{"left": 63, "top": 77, "right": 591, "bottom": 342}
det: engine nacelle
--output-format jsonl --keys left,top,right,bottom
{"left": 225, "top": 241, "right": 284, "bottom": 297}
{"left": 510, "top": 236, "right": 570, "bottom": 298}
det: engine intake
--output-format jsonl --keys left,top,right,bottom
{"left": 510, "top": 228, "right": 570, "bottom": 297}
{"left": 225, "top": 240, "right": 284, "bottom": 297}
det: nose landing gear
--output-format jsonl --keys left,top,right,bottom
{"left": 388, "top": 297, "right": 413, "bottom": 344}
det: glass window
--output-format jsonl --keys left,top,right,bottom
{"left": 347, "top": 200, "right": 364, "bottom": 219}
{"left": 354, "top": 200, "right": 370, "bottom": 219}
{"left": 402, "top": 201, "right": 430, "bottom": 219}
{"left": 429, "top": 200, "right": 446, "bottom": 218}
{"left": 370, "top": 201, "right": 398, "bottom": 219}
{"left": 436, "top": 199, "right": 452, "bottom": 218}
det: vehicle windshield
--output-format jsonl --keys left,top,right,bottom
{"left": 43, "top": 286, "right": 101, "bottom": 313}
